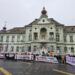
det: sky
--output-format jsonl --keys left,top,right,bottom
{"left": 0, "top": 0, "right": 75, "bottom": 30}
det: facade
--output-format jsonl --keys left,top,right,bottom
{"left": 0, "top": 7, "right": 75, "bottom": 56}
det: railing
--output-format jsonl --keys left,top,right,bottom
{"left": 33, "top": 38, "right": 56, "bottom": 42}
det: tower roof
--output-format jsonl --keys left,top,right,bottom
{"left": 40, "top": 7, "right": 48, "bottom": 18}
{"left": 41, "top": 7, "right": 47, "bottom": 15}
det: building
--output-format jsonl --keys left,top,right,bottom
{"left": 0, "top": 7, "right": 75, "bottom": 56}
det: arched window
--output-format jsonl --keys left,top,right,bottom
{"left": 40, "top": 28, "right": 47, "bottom": 39}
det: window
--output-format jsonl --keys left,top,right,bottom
{"left": 42, "top": 19, "right": 45, "bottom": 22}
{"left": 50, "top": 27, "right": 53, "bottom": 29}
{"left": 6, "top": 36, "right": 9, "bottom": 42}
{"left": 71, "top": 47, "right": 74, "bottom": 53}
{"left": 49, "top": 32, "right": 54, "bottom": 40}
{"left": 35, "top": 28, "right": 37, "bottom": 30}
{"left": 0, "top": 44, "right": 3, "bottom": 52}
{"left": 33, "top": 46, "right": 37, "bottom": 51}
{"left": 56, "top": 28, "right": 59, "bottom": 32}
{"left": 29, "top": 30, "right": 32, "bottom": 41}
{"left": 21, "top": 35, "right": 25, "bottom": 42}
{"left": 0, "top": 36, "right": 3, "bottom": 42}
{"left": 29, "top": 32, "right": 32, "bottom": 41}
{"left": 0, "top": 47, "right": 2, "bottom": 52}
{"left": 30, "top": 30, "right": 32, "bottom": 31}
{"left": 16, "top": 46, "right": 19, "bottom": 52}
{"left": 34, "top": 33, "right": 38, "bottom": 40}
{"left": 56, "top": 46, "right": 61, "bottom": 55}
{"left": 5, "top": 44, "right": 8, "bottom": 52}
{"left": 17, "top": 35, "right": 20, "bottom": 42}
{"left": 56, "top": 34, "right": 60, "bottom": 42}
{"left": 70, "top": 35, "right": 73, "bottom": 42}
{"left": 64, "top": 35, "right": 67, "bottom": 42}
{"left": 40, "top": 28, "right": 47, "bottom": 40}
{"left": 64, "top": 47, "right": 67, "bottom": 53}
{"left": 10, "top": 46, "right": 14, "bottom": 52}
{"left": 57, "top": 47, "right": 60, "bottom": 50}
{"left": 28, "top": 46, "right": 31, "bottom": 52}
{"left": 50, "top": 46, "right": 54, "bottom": 51}
{"left": 21, "top": 46, "right": 24, "bottom": 52}
{"left": 12, "top": 36, "right": 15, "bottom": 42}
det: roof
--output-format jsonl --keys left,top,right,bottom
{"left": 64, "top": 26, "right": 75, "bottom": 33}
{"left": 0, "top": 27, "right": 25, "bottom": 34}
{"left": 25, "top": 19, "right": 38, "bottom": 27}
{"left": 25, "top": 18, "right": 64, "bottom": 27}
{"left": 48, "top": 18, "right": 64, "bottom": 26}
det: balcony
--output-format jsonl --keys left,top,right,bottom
{"left": 33, "top": 38, "right": 56, "bottom": 43}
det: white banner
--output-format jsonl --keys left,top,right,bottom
{"left": 15, "top": 54, "right": 33, "bottom": 60}
{"left": 66, "top": 55, "right": 75, "bottom": 66}
{"left": 0, "top": 54, "right": 4, "bottom": 59}
{"left": 15, "top": 54, "right": 58, "bottom": 63}
{"left": 36, "top": 56, "right": 58, "bottom": 63}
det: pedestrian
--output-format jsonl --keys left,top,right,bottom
{"left": 61, "top": 55, "right": 65, "bottom": 64}
{"left": 33, "top": 54, "right": 36, "bottom": 63}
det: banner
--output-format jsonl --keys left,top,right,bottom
{"left": 66, "top": 55, "right": 75, "bottom": 66}
{"left": 36, "top": 56, "right": 58, "bottom": 63}
{"left": 15, "top": 54, "right": 58, "bottom": 63}
{"left": 0, "top": 54, "right": 4, "bottom": 59}
{"left": 15, "top": 54, "right": 33, "bottom": 60}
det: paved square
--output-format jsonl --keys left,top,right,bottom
{"left": 0, "top": 60, "right": 75, "bottom": 75}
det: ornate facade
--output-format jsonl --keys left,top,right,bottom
{"left": 0, "top": 7, "right": 75, "bottom": 56}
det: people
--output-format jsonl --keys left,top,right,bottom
{"left": 61, "top": 55, "right": 65, "bottom": 63}
{"left": 33, "top": 54, "right": 36, "bottom": 62}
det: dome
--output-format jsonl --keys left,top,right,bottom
{"left": 3, "top": 26, "right": 6, "bottom": 31}
{"left": 3, "top": 27, "right": 6, "bottom": 30}
{"left": 41, "top": 7, "right": 47, "bottom": 15}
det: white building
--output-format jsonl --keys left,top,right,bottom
{"left": 0, "top": 7, "right": 75, "bottom": 56}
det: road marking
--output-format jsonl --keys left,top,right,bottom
{"left": 53, "top": 69, "right": 75, "bottom": 75}
{"left": 0, "top": 67, "right": 12, "bottom": 75}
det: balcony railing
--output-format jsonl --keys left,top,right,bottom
{"left": 33, "top": 38, "right": 56, "bottom": 42}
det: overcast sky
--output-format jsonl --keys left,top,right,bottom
{"left": 0, "top": 0, "right": 75, "bottom": 30}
